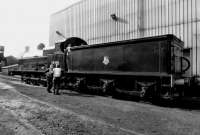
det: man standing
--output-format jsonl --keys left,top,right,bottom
{"left": 53, "top": 64, "right": 62, "bottom": 95}
{"left": 45, "top": 64, "right": 54, "bottom": 93}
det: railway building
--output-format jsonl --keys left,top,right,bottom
{"left": 0, "top": 46, "right": 5, "bottom": 71}
{"left": 50, "top": 0, "right": 200, "bottom": 76}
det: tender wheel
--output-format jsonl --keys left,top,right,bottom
{"left": 74, "top": 78, "right": 86, "bottom": 92}
{"left": 101, "top": 79, "right": 114, "bottom": 95}
{"left": 139, "top": 87, "right": 146, "bottom": 98}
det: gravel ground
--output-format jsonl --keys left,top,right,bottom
{"left": 0, "top": 75, "right": 200, "bottom": 135}
{"left": 0, "top": 80, "right": 135, "bottom": 135}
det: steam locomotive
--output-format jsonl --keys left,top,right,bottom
{"left": 10, "top": 34, "right": 200, "bottom": 99}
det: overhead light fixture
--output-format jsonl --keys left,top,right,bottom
{"left": 110, "top": 13, "right": 118, "bottom": 21}
{"left": 56, "top": 30, "right": 66, "bottom": 39}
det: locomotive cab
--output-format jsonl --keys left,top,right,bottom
{"left": 50, "top": 51, "right": 65, "bottom": 69}
{"left": 59, "top": 37, "right": 88, "bottom": 52}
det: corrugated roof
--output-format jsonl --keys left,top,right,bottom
{"left": 2, "top": 64, "right": 18, "bottom": 69}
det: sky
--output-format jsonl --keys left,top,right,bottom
{"left": 0, "top": 0, "right": 81, "bottom": 58}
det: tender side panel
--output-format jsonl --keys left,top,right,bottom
{"left": 69, "top": 40, "right": 170, "bottom": 74}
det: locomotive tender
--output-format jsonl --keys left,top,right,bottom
{"left": 11, "top": 34, "right": 199, "bottom": 99}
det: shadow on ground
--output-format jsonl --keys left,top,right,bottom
{"left": 153, "top": 98, "right": 200, "bottom": 110}
{"left": 111, "top": 93, "right": 200, "bottom": 111}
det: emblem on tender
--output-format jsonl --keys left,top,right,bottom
{"left": 103, "top": 56, "right": 109, "bottom": 65}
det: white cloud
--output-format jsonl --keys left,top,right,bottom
{"left": 0, "top": 0, "right": 81, "bottom": 58}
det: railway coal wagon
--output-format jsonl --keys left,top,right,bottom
{"left": 65, "top": 34, "right": 190, "bottom": 99}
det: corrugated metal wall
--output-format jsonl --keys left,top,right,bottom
{"left": 49, "top": 0, "right": 200, "bottom": 75}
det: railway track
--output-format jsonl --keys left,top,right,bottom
{"left": 1, "top": 73, "right": 200, "bottom": 111}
